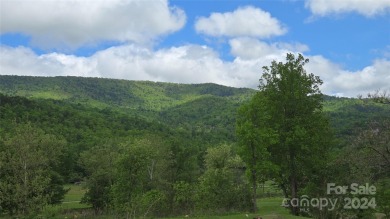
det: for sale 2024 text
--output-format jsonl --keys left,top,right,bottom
{"left": 327, "top": 183, "right": 376, "bottom": 210}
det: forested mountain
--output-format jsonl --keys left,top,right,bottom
{"left": 1, "top": 75, "right": 389, "bottom": 141}
{"left": 0, "top": 75, "right": 253, "bottom": 110}
{"left": 1, "top": 75, "right": 388, "bottom": 176}
{"left": 1, "top": 75, "right": 389, "bottom": 217}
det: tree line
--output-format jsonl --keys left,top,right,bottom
{"left": 0, "top": 54, "right": 389, "bottom": 218}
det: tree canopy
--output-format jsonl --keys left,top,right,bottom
{"left": 238, "top": 53, "right": 333, "bottom": 216}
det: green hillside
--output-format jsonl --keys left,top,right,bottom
{"left": 1, "top": 75, "right": 389, "bottom": 166}
{"left": 0, "top": 75, "right": 253, "bottom": 110}
{"left": 1, "top": 75, "right": 389, "bottom": 218}
{"left": 1, "top": 75, "right": 389, "bottom": 141}
{"left": 0, "top": 75, "right": 255, "bottom": 142}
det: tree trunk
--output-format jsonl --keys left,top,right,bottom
{"left": 252, "top": 169, "right": 257, "bottom": 212}
{"left": 290, "top": 173, "right": 298, "bottom": 215}
{"left": 250, "top": 141, "right": 258, "bottom": 213}
{"left": 290, "top": 150, "right": 299, "bottom": 216}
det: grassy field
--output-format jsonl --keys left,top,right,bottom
{"left": 40, "top": 184, "right": 306, "bottom": 219}
{"left": 164, "top": 198, "right": 306, "bottom": 219}
{"left": 38, "top": 184, "right": 388, "bottom": 219}
{"left": 62, "top": 184, "right": 88, "bottom": 203}
{"left": 256, "top": 198, "right": 306, "bottom": 219}
{"left": 40, "top": 184, "right": 90, "bottom": 218}
{"left": 53, "top": 183, "right": 390, "bottom": 219}
{"left": 257, "top": 181, "right": 284, "bottom": 198}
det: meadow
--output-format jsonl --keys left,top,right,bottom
{"left": 39, "top": 183, "right": 307, "bottom": 219}
{"left": 1, "top": 76, "right": 389, "bottom": 218}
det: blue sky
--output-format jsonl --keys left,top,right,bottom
{"left": 0, "top": 0, "right": 389, "bottom": 97}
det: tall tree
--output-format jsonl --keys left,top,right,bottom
{"left": 246, "top": 53, "right": 332, "bottom": 215}
{"left": 195, "top": 144, "right": 251, "bottom": 213}
{"left": 79, "top": 140, "right": 121, "bottom": 213}
{"left": 236, "top": 93, "right": 277, "bottom": 212}
{"left": 0, "top": 123, "right": 67, "bottom": 216}
{"left": 345, "top": 119, "right": 390, "bottom": 218}
{"left": 112, "top": 137, "right": 171, "bottom": 218}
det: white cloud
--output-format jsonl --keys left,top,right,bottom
{"left": 0, "top": 46, "right": 96, "bottom": 77}
{"left": 91, "top": 44, "right": 229, "bottom": 84}
{"left": 1, "top": 43, "right": 389, "bottom": 97}
{"left": 305, "top": 0, "right": 390, "bottom": 17}
{"left": 227, "top": 38, "right": 310, "bottom": 88}
{"left": 306, "top": 56, "right": 390, "bottom": 97}
{"left": 229, "top": 37, "right": 309, "bottom": 60}
{"left": 195, "top": 6, "right": 286, "bottom": 38}
{"left": 0, "top": 44, "right": 231, "bottom": 85}
{"left": 0, "top": 0, "right": 186, "bottom": 49}
{"left": 228, "top": 38, "right": 390, "bottom": 97}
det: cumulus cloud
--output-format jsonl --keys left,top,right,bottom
{"left": 0, "top": 46, "right": 96, "bottom": 77}
{"left": 1, "top": 43, "right": 388, "bottom": 97}
{"left": 195, "top": 6, "right": 286, "bottom": 38}
{"left": 0, "top": 44, "right": 231, "bottom": 85}
{"left": 305, "top": 0, "right": 390, "bottom": 17}
{"left": 229, "top": 38, "right": 309, "bottom": 60}
{"left": 307, "top": 57, "right": 390, "bottom": 96}
{"left": 228, "top": 38, "right": 390, "bottom": 96}
{"left": 0, "top": 0, "right": 186, "bottom": 49}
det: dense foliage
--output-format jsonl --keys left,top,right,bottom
{"left": 0, "top": 92, "right": 251, "bottom": 217}
{"left": 0, "top": 74, "right": 389, "bottom": 218}
{"left": 237, "top": 54, "right": 333, "bottom": 215}
{"left": 0, "top": 123, "right": 67, "bottom": 215}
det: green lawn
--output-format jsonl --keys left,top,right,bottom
{"left": 40, "top": 184, "right": 91, "bottom": 218}
{"left": 256, "top": 198, "right": 306, "bottom": 219}
{"left": 257, "top": 181, "right": 284, "bottom": 198}
{"left": 165, "top": 198, "right": 306, "bottom": 219}
{"left": 62, "top": 184, "right": 88, "bottom": 203}
{"left": 42, "top": 185, "right": 306, "bottom": 219}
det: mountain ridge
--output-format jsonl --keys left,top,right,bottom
{"left": 1, "top": 75, "right": 389, "bottom": 143}
{"left": 0, "top": 75, "right": 255, "bottom": 111}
